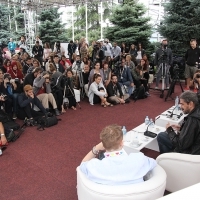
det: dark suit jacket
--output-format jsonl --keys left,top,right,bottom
{"left": 23, "top": 73, "right": 35, "bottom": 86}
{"left": 107, "top": 81, "right": 123, "bottom": 98}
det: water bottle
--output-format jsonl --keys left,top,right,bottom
{"left": 175, "top": 96, "right": 179, "bottom": 107}
{"left": 150, "top": 119, "right": 155, "bottom": 128}
{"left": 122, "top": 126, "right": 127, "bottom": 135}
{"left": 122, "top": 126, "right": 127, "bottom": 141}
{"left": 174, "top": 96, "right": 179, "bottom": 116}
{"left": 144, "top": 116, "right": 150, "bottom": 125}
{"left": 0, "top": 148, "right": 2, "bottom": 156}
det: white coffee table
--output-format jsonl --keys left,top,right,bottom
{"left": 123, "top": 123, "right": 166, "bottom": 152}
{"left": 155, "top": 106, "right": 186, "bottom": 128}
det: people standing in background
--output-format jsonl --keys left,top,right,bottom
{"left": 184, "top": 39, "right": 200, "bottom": 91}
{"left": 43, "top": 42, "right": 52, "bottom": 63}
{"left": 8, "top": 38, "right": 16, "bottom": 55}
{"left": 121, "top": 42, "right": 129, "bottom": 58}
{"left": 18, "top": 36, "right": 28, "bottom": 52}
{"left": 112, "top": 42, "right": 121, "bottom": 64}
{"left": 35, "top": 36, "right": 43, "bottom": 46}
{"left": 68, "top": 40, "right": 76, "bottom": 63}
{"left": 32, "top": 41, "right": 43, "bottom": 66}
{"left": 80, "top": 41, "right": 88, "bottom": 61}
{"left": 53, "top": 41, "right": 65, "bottom": 57}
{"left": 136, "top": 43, "right": 145, "bottom": 64}
{"left": 104, "top": 39, "right": 113, "bottom": 58}
{"left": 129, "top": 44, "right": 137, "bottom": 58}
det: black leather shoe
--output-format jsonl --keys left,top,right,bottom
{"left": 54, "top": 109, "right": 60, "bottom": 116}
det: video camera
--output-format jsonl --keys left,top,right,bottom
{"left": 112, "top": 61, "right": 122, "bottom": 77}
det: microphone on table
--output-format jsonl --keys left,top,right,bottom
{"left": 144, "top": 116, "right": 160, "bottom": 138}
{"left": 167, "top": 105, "right": 178, "bottom": 118}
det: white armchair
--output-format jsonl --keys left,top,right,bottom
{"left": 156, "top": 153, "right": 200, "bottom": 193}
{"left": 76, "top": 165, "right": 166, "bottom": 200}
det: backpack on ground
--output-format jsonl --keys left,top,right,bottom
{"left": 0, "top": 110, "right": 20, "bottom": 131}
{"left": 37, "top": 113, "right": 60, "bottom": 131}
{"left": 132, "top": 85, "right": 147, "bottom": 101}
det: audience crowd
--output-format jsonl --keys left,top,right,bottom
{"left": 1, "top": 36, "right": 200, "bottom": 194}
{"left": 0, "top": 36, "right": 152, "bottom": 148}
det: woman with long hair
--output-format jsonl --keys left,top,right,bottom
{"left": 80, "top": 41, "right": 88, "bottom": 61}
{"left": 83, "top": 56, "right": 91, "bottom": 68}
{"left": 43, "top": 42, "right": 52, "bottom": 62}
{"left": 136, "top": 43, "right": 145, "bottom": 64}
{"left": 140, "top": 58, "right": 149, "bottom": 82}
{"left": 88, "top": 74, "right": 113, "bottom": 107}
{"left": 7, "top": 61, "right": 24, "bottom": 80}
{"left": 3, "top": 59, "right": 11, "bottom": 73}
{"left": 129, "top": 44, "right": 137, "bottom": 57}
{"left": 88, "top": 61, "right": 104, "bottom": 88}
{"left": 53, "top": 41, "right": 65, "bottom": 57}
{"left": 64, "top": 69, "right": 77, "bottom": 110}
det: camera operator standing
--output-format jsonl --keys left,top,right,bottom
{"left": 184, "top": 39, "right": 200, "bottom": 91}
{"left": 154, "top": 39, "right": 173, "bottom": 89}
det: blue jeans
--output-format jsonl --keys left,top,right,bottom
{"left": 9, "top": 93, "right": 19, "bottom": 113}
{"left": 157, "top": 132, "right": 173, "bottom": 154}
{"left": 119, "top": 82, "right": 134, "bottom": 96}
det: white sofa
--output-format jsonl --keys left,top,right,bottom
{"left": 156, "top": 153, "right": 200, "bottom": 193}
{"left": 76, "top": 165, "right": 166, "bottom": 200}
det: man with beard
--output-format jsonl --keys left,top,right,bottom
{"left": 157, "top": 91, "right": 200, "bottom": 154}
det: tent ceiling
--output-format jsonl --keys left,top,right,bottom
{"left": 0, "top": 0, "right": 112, "bottom": 8}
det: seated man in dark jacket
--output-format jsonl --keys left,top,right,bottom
{"left": 17, "top": 84, "right": 47, "bottom": 125}
{"left": 117, "top": 58, "right": 134, "bottom": 96}
{"left": 107, "top": 74, "right": 129, "bottom": 105}
{"left": 157, "top": 91, "right": 200, "bottom": 155}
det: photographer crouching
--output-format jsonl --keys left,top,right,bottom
{"left": 1, "top": 73, "right": 22, "bottom": 119}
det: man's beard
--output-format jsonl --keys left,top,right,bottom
{"left": 182, "top": 108, "right": 190, "bottom": 114}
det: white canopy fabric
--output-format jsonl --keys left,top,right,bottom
{"left": 0, "top": 0, "right": 111, "bottom": 8}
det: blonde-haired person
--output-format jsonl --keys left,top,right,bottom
{"left": 80, "top": 124, "right": 156, "bottom": 185}
{"left": 126, "top": 54, "right": 135, "bottom": 70}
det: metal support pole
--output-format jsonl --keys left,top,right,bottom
{"left": 100, "top": 1, "right": 103, "bottom": 39}
{"left": 85, "top": 2, "right": 88, "bottom": 42}
{"left": 72, "top": 6, "right": 74, "bottom": 41}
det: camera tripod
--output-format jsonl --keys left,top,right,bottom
{"left": 150, "top": 62, "right": 170, "bottom": 98}
{"left": 66, "top": 84, "right": 81, "bottom": 109}
{"left": 165, "top": 65, "right": 184, "bottom": 101}
{"left": 75, "top": 65, "right": 85, "bottom": 100}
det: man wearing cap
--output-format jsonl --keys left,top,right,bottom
{"left": 17, "top": 85, "right": 47, "bottom": 124}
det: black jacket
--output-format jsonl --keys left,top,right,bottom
{"left": 23, "top": 73, "right": 35, "bottom": 86}
{"left": 68, "top": 43, "right": 76, "bottom": 55}
{"left": 154, "top": 47, "right": 173, "bottom": 66}
{"left": 185, "top": 47, "right": 200, "bottom": 66}
{"left": 32, "top": 45, "right": 43, "bottom": 57}
{"left": 53, "top": 63, "right": 65, "bottom": 73}
{"left": 171, "top": 107, "right": 200, "bottom": 154}
{"left": 18, "top": 92, "right": 46, "bottom": 114}
{"left": 107, "top": 81, "right": 123, "bottom": 98}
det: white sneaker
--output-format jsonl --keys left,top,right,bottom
{"left": 155, "top": 87, "right": 158, "bottom": 89}
{"left": 166, "top": 86, "right": 169, "bottom": 89}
